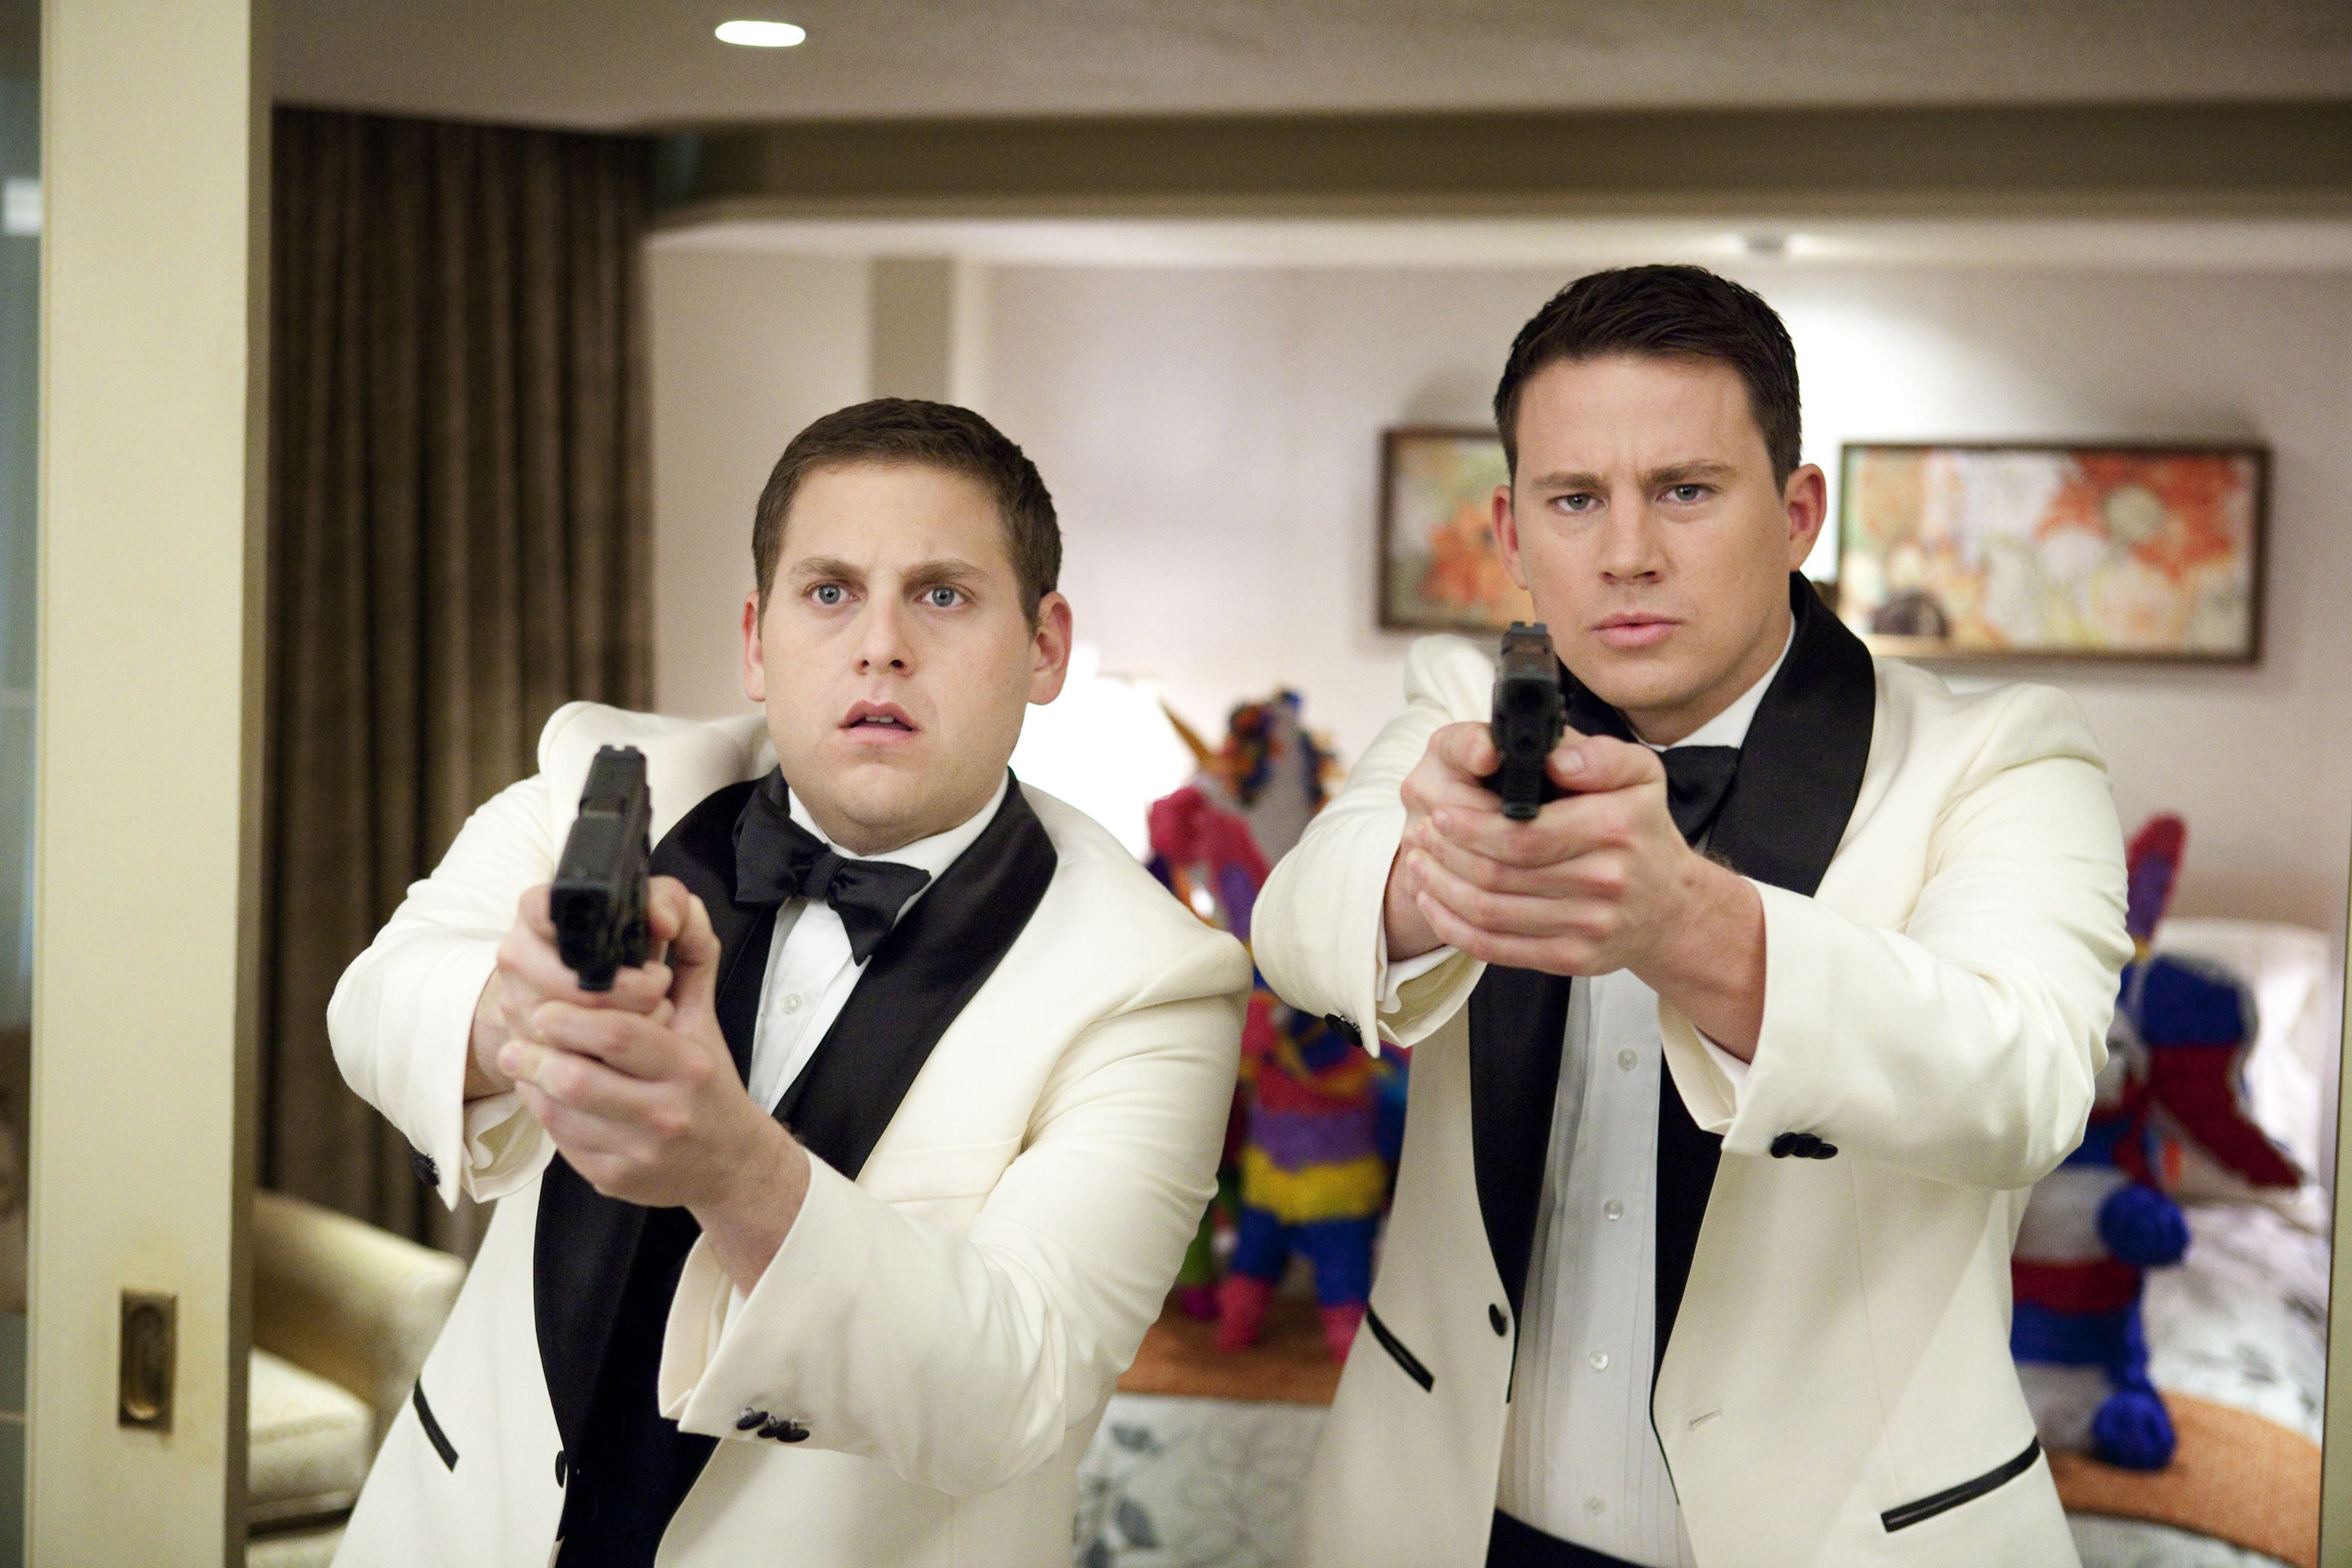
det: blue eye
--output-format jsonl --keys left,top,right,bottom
{"left": 811, "top": 583, "right": 845, "bottom": 607}
{"left": 1557, "top": 493, "right": 1597, "bottom": 514}
{"left": 925, "top": 586, "right": 962, "bottom": 608}
{"left": 1669, "top": 485, "right": 1708, "bottom": 503}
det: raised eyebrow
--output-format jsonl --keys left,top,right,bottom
{"left": 788, "top": 555, "right": 866, "bottom": 584}
{"left": 901, "top": 557, "right": 989, "bottom": 592}
{"left": 1525, "top": 470, "right": 1607, "bottom": 493}
{"left": 1647, "top": 461, "right": 1738, "bottom": 488}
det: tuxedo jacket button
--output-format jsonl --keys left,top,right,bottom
{"left": 1791, "top": 1134, "right": 1823, "bottom": 1157}
{"left": 408, "top": 1146, "right": 440, "bottom": 1187}
{"left": 1811, "top": 1142, "right": 1838, "bottom": 1160}
{"left": 735, "top": 1407, "right": 768, "bottom": 1432}
{"left": 1769, "top": 1133, "right": 1798, "bottom": 1159}
{"left": 1488, "top": 1304, "right": 1508, "bottom": 1336}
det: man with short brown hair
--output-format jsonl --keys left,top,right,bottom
{"left": 1258, "top": 267, "right": 2129, "bottom": 1568}
{"left": 330, "top": 398, "right": 1249, "bottom": 1566}
{"left": 752, "top": 398, "right": 1064, "bottom": 625}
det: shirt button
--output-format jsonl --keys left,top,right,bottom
{"left": 1588, "top": 1350, "right": 1610, "bottom": 1371}
{"left": 782, "top": 993, "right": 803, "bottom": 1014}
{"left": 1617, "top": 1048, "right": 1637, "bottom": 1071}
{"left": 1585, "top": 1497, "right": 1606, "bottom": 1515}
{"left": 1602, "top": 1199, "right": 1624, "bottom": 1221}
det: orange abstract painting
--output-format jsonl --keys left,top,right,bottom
{"left": 1379, "top": 429, "right": 1532, "bottom": 633}
{"left": 1836, "top": 445, "right": 2265, "bottom": 660}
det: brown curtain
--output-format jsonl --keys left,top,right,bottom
{"left": 262, "top": 107, "right": 652, "bottom": 1252}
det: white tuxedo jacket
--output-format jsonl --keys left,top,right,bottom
{"left": 1253, "top": 635, "right": 2130, "bottom": 1568}
{"left": 327, "top": 702, "right": 1250, "bottom": 1567}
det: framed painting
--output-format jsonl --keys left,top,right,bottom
{"left": 1835, "top": 442, "right": 2267, "bottom": 662}
{"left": 1377, "top": 426, "right": 1532, "bottom": 633}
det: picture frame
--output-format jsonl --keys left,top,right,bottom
{"left": 1835, "top": 441, "right": 2269, "bottom": 663}
{"left": 1376, "top": 426, "right": 1530, "bottom": 634}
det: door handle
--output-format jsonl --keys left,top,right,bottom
{"left": 118, "top": 1290, "right": 175, "bottom": 1432}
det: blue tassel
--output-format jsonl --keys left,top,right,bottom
{"left": 2092, "top": 1385, "right": 2176, "bottom": 1470}
{"left": 2098, "top": 1183, "right": 2190, "bottom": 1269}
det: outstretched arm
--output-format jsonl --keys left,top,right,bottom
{"left": 328, "top": 776, "right": 561, "bottom": 1208}
{"left": 1254, "top": 636, "right": 1496, "bottom": 1048}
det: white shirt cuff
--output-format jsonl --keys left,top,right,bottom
{"left": 459, "top": 1090, "right": 546, "bottom": 1199}
{"left": 1377, "top": 942, "right": 1457, "bottom": 1013}
{"left": 1698, "top": 1032, "right": 1752, "bottom": 1105}
{"left": 463, "top": 1091, "right": 522, "bottom": 1156}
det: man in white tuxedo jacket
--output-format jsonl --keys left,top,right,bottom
{"left": 1254, "top": 268, "right": 2130, "bottom": 1568}
{"left": 328, "top": 400, "right": 1249, "bottom": 1567}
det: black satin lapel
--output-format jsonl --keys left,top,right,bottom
{"left": 1467, "top": 966, "right": 1573, "bottom": 1323}
{"left": 714, "top": 903, "right": 779, "bottom": 1088}
{"left": 1650, "top": 575, "right": 1877, "bottom": 1377}
{"left": 1706, "top": 575, "right": 1878, "bottom": 900}
{"left": 533, "top": 779, "right": 764, "bottom": 1459}
{"left": 773, "top": 775, "right": 1058, "bottom": 1180}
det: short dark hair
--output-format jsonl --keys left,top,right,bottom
{"left": 753, "top": 398, "right": 1062, "bottom": 621}
{"left": 1492, "top": 265, "right": 1802, "bottom": 483}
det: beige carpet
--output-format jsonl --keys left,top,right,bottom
{"left": 1118, "top": 1296, "right": 1345, "bottom": 1406}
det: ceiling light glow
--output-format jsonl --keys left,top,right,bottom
{"left": 716, "top": 19, "right": 806, "bottom": 47}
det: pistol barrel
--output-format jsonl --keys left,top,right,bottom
{"left": 551, "top": 746, "right": 652, "bottom": 991}
{"left": 1489, "top": 622, "right": 1564, "bottom": 821}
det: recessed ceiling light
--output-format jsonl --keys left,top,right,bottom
{"left": 716, "top": 19, "right": 806, "bottom": 47}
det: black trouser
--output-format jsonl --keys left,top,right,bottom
{"left": 1486, "top": 1510, "right": 1647, "bottom": 1568}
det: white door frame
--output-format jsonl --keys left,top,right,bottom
{"left": 28, "top": 0, "right": 263, "bottom": 1560}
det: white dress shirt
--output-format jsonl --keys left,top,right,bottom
{"left": 1380, "top": 632, "right": 1789, "bottom": 1567}
{"left": 745, "top": 774, "right": 1008, "bottom": 1115}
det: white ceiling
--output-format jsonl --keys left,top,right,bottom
{"left": 274, "top": 0, "right": 2352, "bottom": 131}
{"left": 652, "top": 214, "right": 2352, "bottom": 273}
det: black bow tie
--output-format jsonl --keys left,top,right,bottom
{"left": 1661, "top": 746, "right": 1741, "bottom": 844}
{"left": 733, "top": 772, "right": 933, "bottom": 964}
{"left": 1555, "top": 663, "right": 1741, "bottom": 845}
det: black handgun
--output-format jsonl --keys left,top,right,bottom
{"left": 550, "top": 746, "right": 652, "bottom": 991}
{"left": 1488, "top": 622, "right": 1565, "bottom": 822}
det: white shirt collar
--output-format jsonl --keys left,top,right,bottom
{"left": 786, "top": 772, "right": 1011, "bottom": 879}
{"left": 1645, "top": 622, "right": 1795, "bottom": 752}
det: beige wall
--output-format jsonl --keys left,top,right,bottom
{"left": 647, "top": 250, "right": 2352, "bottom": 942}
{"left": 647, "top": 245, "right": 870, "bottom": 720}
